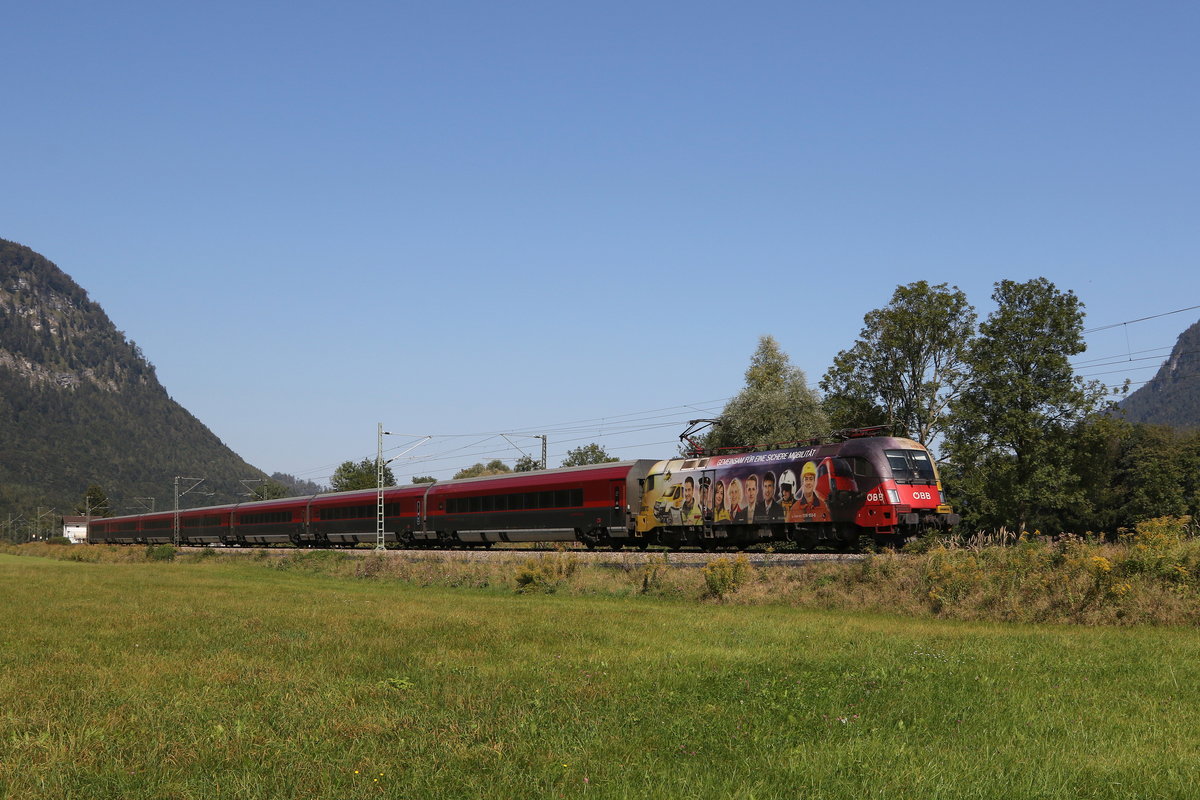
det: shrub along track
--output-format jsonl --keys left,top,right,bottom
{"left": 178, "top": 545, "right": 863, "bottom": 568}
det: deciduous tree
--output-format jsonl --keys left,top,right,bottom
{"left": 702, "top": 335, "right": 827, "bottom": 451}
{"left": 330, "top": 458, "right": 396, "bottom": 492}
{"left": 514, "top": 455, "right": 542, "bottom": 472}
{"left": 821, "top": 281, "right": 975, "bottom": 450}
{"left": 560, "top": 443, "right": 618, "bottom": 467}
{"left": 250, "top": 480, "right": 290, "bottom": 501}
{"left": 945, "top": 278, "right": 1107, "bottom": 532}
{"left": 453, "top": 460, "right": 512, "bottom": 480}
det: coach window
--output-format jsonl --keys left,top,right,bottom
{"left": 482, "top": 496, "right": 494, "bottom": 513}
{"left": 524, "top": 492, "right": 537, "bottom": 509}
{"left": 509, "top": 493, "right": 523, "bottom": 510}
{"left": 495, "top": 495, "right": 508, "bottom": 511}
{"left": 539, "top": 491, "right": 554, "bottom": 508}
{"left": 555, "top": 490, "right": 569, "bottom": 507}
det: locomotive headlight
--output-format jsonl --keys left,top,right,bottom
{"left": 886, "top": 489, "right": 900, "bottom": 504}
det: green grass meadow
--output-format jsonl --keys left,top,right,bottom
{"left": 3, "top": 553, "right": 1200, "bottom": 799}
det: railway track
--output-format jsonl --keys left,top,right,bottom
{"left": 180, "top": 546, "right": 864, "bottom": 568}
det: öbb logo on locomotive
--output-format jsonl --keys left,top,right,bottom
{"left": 89, "top": 429, "right": 959, "bottom": 551}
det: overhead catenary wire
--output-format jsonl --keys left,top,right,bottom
{"left": 292, "top": 304, "right": 1200, "bottom": 484}
{"left": 1083, "top": 303, "right": 1200, "bottom": 334}
{"left": 287, "top": 398, "right": 731, "bottom": 484}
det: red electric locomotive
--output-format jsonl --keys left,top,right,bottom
{"left": 633, "top": 428, "right": 957, "bottom": 550}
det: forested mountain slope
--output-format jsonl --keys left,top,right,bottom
{"left": 0, "top": 238, "right": 267, "bottom": 518}
{"left": 1119, "top": 319, "right": 1200, "bottom": 429}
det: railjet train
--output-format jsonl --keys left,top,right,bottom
{"left": 88, "top": 430, "right": 958, "bottom": 551}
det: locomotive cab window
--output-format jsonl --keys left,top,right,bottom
{"left": 884, "top": 449, "right": 937, "bottom": 483}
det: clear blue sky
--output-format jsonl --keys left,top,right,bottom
{"left": 3, "top": 1, "right": 1197, "bottom": 485}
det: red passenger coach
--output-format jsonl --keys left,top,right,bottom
{"left": 419, "top": 461, "right": 653, "bottom": 549}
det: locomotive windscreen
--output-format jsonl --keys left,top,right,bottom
{"left": 884, "top": 449, "right": 936, "bottom": 483}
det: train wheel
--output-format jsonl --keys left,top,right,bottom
{"left": 610, "top": 541, "right": 624, "bottom": 551}
{"left": 636, "top": 539, "right": 649, "bottom": 551}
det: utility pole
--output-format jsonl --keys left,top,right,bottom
{"left": 376, "top": 425, "right": 433, "bottom": 551}
{"left": 173, "top": 477, "right": 206, "bottom": 547}
{"left": 35, "top": 507, "right": 56, "bottom": 542}
{"left": 377, "top": 423, "right": 386, "bottom": 551}
{"left": 86, "top": 494, "right": 111, "bottom": 519}
{"left": 240, "top": 479, "right": 265, "bottom": 499}
{"left": 3, "top": 514, "right": 23, "bottom": 544}
{"left": 501, "top": 433, "right": 549, "bottom": 470}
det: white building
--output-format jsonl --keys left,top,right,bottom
{"left": 61, "top": 515, "right": 88, "bottom": 544}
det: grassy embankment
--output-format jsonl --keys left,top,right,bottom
{"left": 14, "top": 515, "right": 1200, "bottom": 625}
{"left": 3, "top": 540, "right": 1200, "bottom": 799}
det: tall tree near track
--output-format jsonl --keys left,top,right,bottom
{"left": 821, "top": 281, "right": 975, "bottom": 451}
{"left": 945, "top": 278, "right": 1108, "bottom": 533}
{"left": 701, "top": 335, "right": 828, "bottom": 452}
{"left": 330, "top": 458, "right": 396, "bottom": 492}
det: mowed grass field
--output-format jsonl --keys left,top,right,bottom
{"left": 3, "top": 554, "right": 1200, "bottom": 799}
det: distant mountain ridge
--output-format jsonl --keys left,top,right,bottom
{"left": 0, "top": 238, "right": 268, "bottom": 518}
{"left": 1118, "top": 318, "right": 1200, "bottom": 429}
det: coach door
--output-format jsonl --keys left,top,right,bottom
{"left": 610, "top": 479, "right": 624, "bottom": 525}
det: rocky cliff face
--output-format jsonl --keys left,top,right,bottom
{"left": 0, "top": 238, "right": 266, "bottom": 519}
{"left": 1119, "top": 318, "right": 1200, "bottom": 429}
{"left": 0, "top": 240, "right": 154, "bottom": 392}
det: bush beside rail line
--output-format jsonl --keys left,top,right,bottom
{"left": 5, "top": 516, "right": 1200, "bottom": 625}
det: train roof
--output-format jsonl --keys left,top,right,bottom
{"left": 93, "top": 459, "right": 660, "bottom": 523}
